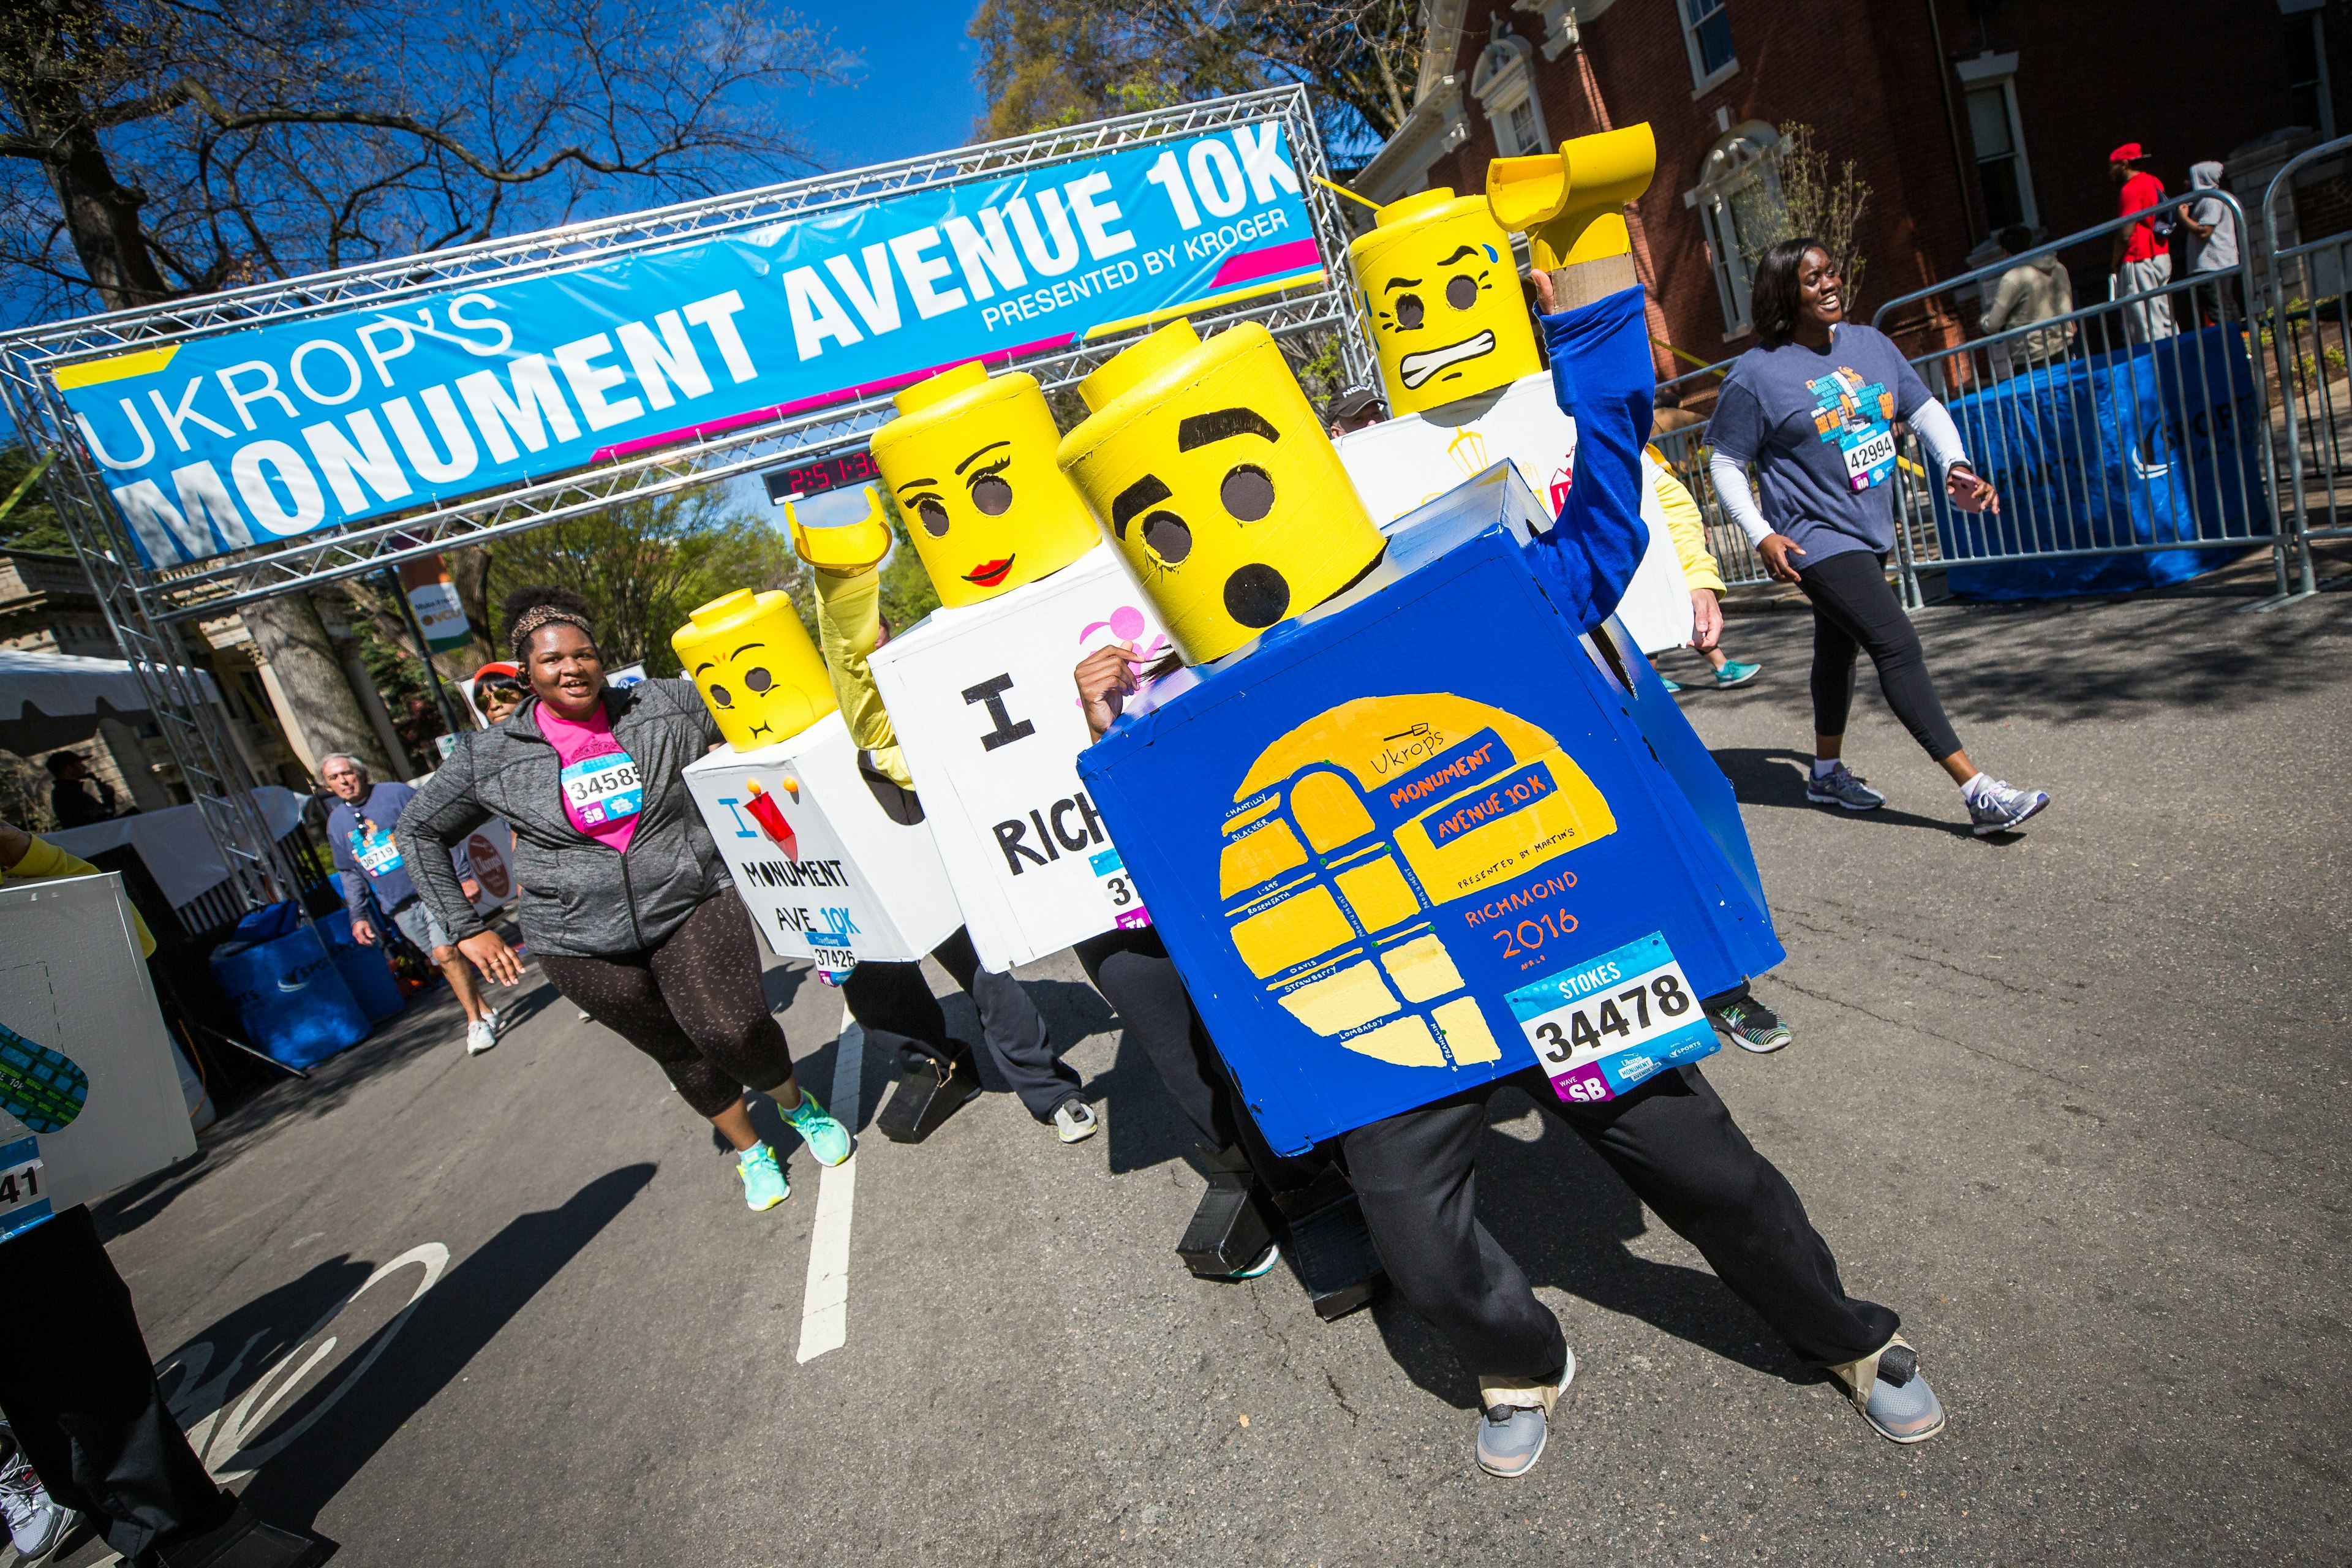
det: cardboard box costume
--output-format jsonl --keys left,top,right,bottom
{"left": 1078, "top": 470, "right": 1782, "bottom": 1153}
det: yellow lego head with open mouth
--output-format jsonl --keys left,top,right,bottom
{"left": 1348, "top": 190, "right": 1541, "bottom": 415}
{"left": 1056, "top": 318, "right": 1385, "bottom": 666}
{"left": 869, "top": 362, "right": 1102, "bottom": 607}
{"left": 670, "top": 587, "right": 837, "bottom": 752}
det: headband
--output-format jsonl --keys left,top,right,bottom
{"left": 509, "top": 605, "right": 597, "bottom": 659}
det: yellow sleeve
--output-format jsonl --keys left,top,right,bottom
{"left": 810, "top": 568, "right": 915, "bottom": 789}
{"left": 1647, "top": 447, "right": 1724, "bottom": 596}
{"left": 5, "top": 837, "right": 156, "bottom": 957}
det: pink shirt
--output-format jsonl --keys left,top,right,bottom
{"left": 537, "top": 702, "right": 642, "bottom": 853}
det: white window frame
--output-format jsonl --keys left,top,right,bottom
{"left": 1683, "top": 124, "right": 1780, "bottom": 337}
{"left": 1471, "top": 31, "right": 1550, "bottom": 159}
{"left": 1678, "top": 0, "right": 1739, "bottom": 96}
{"left": 1955, "top": 52, "right": 2039, "bottom": 234}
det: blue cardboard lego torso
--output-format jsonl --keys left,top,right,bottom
{"left": 1079, "top": 474, "right": 1784, "bottom": 1153}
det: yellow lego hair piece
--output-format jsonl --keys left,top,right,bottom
{"left": 869, "top": 361, "right": 1101, "bottom": 606}
{"left": 1348, "top": 189, "right": 1543, "bottom": 413}
{"left": 1487, "top": 124, "right": 1657, "bottom": 270}
{"left": 1057, "top": 318, "right": 1384, "bottom": 665}
{"left": 670, "top": 587, "right": 837, "bottom": 752}
{"left": 784, "top": 484, "right": 893, "bottom": 575}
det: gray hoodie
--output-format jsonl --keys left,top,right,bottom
{"left": 1982, "top": 251, "right": 2075, "bottom": 372}
{"left": 397, "top": 678, "right": 729, "bottom": 956}
{"left": 2185, "top": 161, "right": 2238, "bottom": 273}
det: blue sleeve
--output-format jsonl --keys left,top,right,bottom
{"left": 1523, "top": 285, "right": 1656, "bottom": 635}
{"left": 1703, "top": 373, "right": 1763, "bottom": 465}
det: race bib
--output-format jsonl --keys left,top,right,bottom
{"left": 562, "top": 749, "right": 644, "bottom": 827}
{"left": 1841, "top": 427, "right": 1897, "bottom": 491}
{"left": 1506, "top": 931, "right": 1719, "bottom": 1104}
{"left": 352, "top": 824, "right": 404, "bottom": 876}
{"left": 0, "top": 1138, "right": 48, "bottom": 1223}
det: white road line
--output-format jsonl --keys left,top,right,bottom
{"left": 795, "top": 1004, "right": 865, "bottom": 1363}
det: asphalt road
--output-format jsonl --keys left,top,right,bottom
{"left": 42, "top": 567, "right": 2352, "bottom": 1567}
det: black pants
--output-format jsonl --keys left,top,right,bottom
{"left": 1796, "top": 549, "right": 1963, "bottom": 763}
{"left": 0, "top": 1207, "right": 236, "bottom": 1561}
{"left": 1341, "top": 1066, "right": 1897, "bottom": 1384}
{"left": 843, "top": 927, "right": 1077, "bottom": 1121}
{"left": 540, "top": 894, "right": 796, "bottom": 1118}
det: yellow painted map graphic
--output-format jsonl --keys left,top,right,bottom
{"left": 1218, "top": 695, "right": 1616, "bottom": 1070}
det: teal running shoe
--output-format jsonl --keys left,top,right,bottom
{"left": 737, "top": 1143, "right": 788, "bottom": 1210}
{"left": 786, "top": 1089, "right": 853, "bottom": 1167}
{"left": 0, "top": 1023, "right": 87, "bottom": 1135}
{"left": 1659, "top": 678, "right": 1683, "bottom": 693}
{"left": 1714, "top": 660, "right": 1762, "bottom": 687}
{"left": 1228, "top": 1242, "right": 1281, "bottom": 1280}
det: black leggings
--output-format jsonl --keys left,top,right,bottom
{"left": 540, "top": 894, "right": 795, "bottom": 1118}
{"left": 1796, "top": 549, "right": 1963, "bottom": 761}
{"left": 1341, "top": 1066, "right": 1897, "bottom": 1382}
{"left": 843, "top": 927, "right": 1078, "bottom": 1121}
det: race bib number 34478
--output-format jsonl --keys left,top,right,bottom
{"left": 1504, "top": 931, "right": 1719, "bottom": 1104}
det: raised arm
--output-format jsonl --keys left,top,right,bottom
{"left": 1523, "top": 281, "right": 1656, "bottom": 634}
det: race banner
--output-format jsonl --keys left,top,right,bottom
{"left": 51, "top": 121, "right": 1324, "bottom": 568}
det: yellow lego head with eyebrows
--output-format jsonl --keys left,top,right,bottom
{"left": 669, "top": 587, "right": 837, "bottom": 752}
{"left": 869, "top": 362, "right": 1102, "bottom": 607}
{"left": 1348, "top": 189, "right": 1541, "bottom": 415}
{"left": 1055, "top": 318, "right": 1385, "bottom": 666}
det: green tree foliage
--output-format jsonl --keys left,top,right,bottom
{"left": 0, "top": 443, "right": 71, "bottom": 554}
{"left": 485, "top": 484, "right": 812, "bottom": 678}
{"left": 970, "top": 0, "right": 1418, "bottom": 156}
{"left": 1733, "top": 123, "right": 1875, "bottom": 302}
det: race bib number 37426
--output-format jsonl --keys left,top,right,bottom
{"left": 1504, "top": 931, "right": 1719, "bottom": 1104}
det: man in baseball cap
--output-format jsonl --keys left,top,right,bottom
{"left": 2109, "top": 141, "right": 2176, "bottom": 342}
{"left": 1324, "top": 383, "right": 1389, "bottom": 435}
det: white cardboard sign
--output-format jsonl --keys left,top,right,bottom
{"left": 462, "top": 819, "right": 515, "bottom": 919}
{"left": 1335, "top": 371, "right": 1695, "bottom": 654}
{"left": 868, "top": 545, "right": 1165, "bottom": 971}
{"left": 683, "top": 709, "right": 962, "bottom": 967}
{"left": 0, "top": 872, "right": 197, "bottom": 1241}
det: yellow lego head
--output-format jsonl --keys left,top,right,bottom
{"left": 1056, "top": 318, "right": 1384, "bottom": 666}
{"left": 868, "top": 362, "right": 1101, "bottom": 606}
{"left": 1348, "top": 189, "right": 1541, "bottom": 414}
{"left": 669, "top": 588, "right": 837, "bottom": 751}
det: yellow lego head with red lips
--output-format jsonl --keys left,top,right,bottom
{"left": 869, "top": 362, "right": 1102, "bottom": 607}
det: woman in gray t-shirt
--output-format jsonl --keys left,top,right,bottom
{"left": 1705, "top": 238, "right": 2051, "bottom": 837}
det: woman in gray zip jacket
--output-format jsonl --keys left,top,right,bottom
{"left": 399, "top": 586, "right": 851, "bottom": 1213}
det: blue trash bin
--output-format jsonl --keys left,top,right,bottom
{"left": 318, "top": 913, "right": 405, "bottom": 1023}
{"left": 208, "top": 903, "right": 371, "bottom": 1069}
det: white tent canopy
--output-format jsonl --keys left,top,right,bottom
{"left": 0, "top": 649, "right": 218, "bottom": 720}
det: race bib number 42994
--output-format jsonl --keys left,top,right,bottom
{"left": 1504, "top": 931, "right": 1719, "bottom": 1104}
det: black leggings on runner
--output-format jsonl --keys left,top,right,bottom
{"left": 539, "top": 894, "right": 794, "bottom": 1118}
{"left": 1796, "top": 549, "right": 1963, "bottom": 761}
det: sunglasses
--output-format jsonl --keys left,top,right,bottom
{"left": 479, "top": 680, "right": 527, "bottom": 703}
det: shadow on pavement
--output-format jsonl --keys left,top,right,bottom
{"left": 1709, "top": 746, "right": 1973, "bottom": 837}
{"left": 1366, "top": 1089, "right": 1810, "bottom": 1411}
{"left": 230, "top": 1164, "right": 657, "bottom": 1529}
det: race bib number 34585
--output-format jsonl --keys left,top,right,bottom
{"left": 1504, "top": 931, "right": 1719, "bottom": 1104}
{"left": 562, "top": 750, "right": 643, "bottom": 827}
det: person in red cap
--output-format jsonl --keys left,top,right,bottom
{"left": 471, "top": 660, "right": 527, "bottom": 724}
{"left": 2109, "top": 142, "right": 2176, "bottom": 342}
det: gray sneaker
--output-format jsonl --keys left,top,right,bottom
{"left": 1966, "top": 778, "right": 2049, "bottom": 836}
{"left": 1806, "top": 762, "right": 1885, "bottom": 811}
{"left": 0, "top": 1443, "right": 73, "bottom": 1561}
{"left": 1832, "top": 1337, "right": 1947, "bottom": 1444}
{"left": 1474, "top": 1349, "right": 1576, "bottom": 1479}
{"left": 1052, "top": 1098, "right": 1099, "bottom": 1144}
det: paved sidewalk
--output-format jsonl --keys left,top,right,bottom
{"left": 39, "top": 578, "right": 2352, "bottom": 1567}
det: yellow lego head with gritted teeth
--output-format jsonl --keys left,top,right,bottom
{"left": 1348, "top": 190, "right": 1541, "bottom": 415}
{"left": 1057, "top": 318, "right": 1385, "bottom": 666}
{"left": 670, "top": 588, "right": 837, "bottom": 752}
{"left": 868, "top": 362, "right": 1102, "bottom": 606}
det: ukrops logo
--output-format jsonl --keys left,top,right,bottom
{"left": 1214, "top": 694, "right": 1615, "bottom": 1071}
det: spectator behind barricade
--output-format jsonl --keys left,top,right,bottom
{"left": 1324, "top": 384, "right": 1389, "bottom": 436}
{"left": 1652, "top": 385, "right": 1705, "bottom": 438}
{"left": 2179, "top": 161, "right": 2242, "bottom": 325}
{"left": 2109, "top": 142, "right": 2177, "bottom": 344}
{"left": 321, "top": 752, "right": 504, "bottom": 1057}
{"left": 1980, "top": 225, "right": 2076, "bottom": 379}
{"left": 43, "top": 751, "right": 129, "bottom": 829}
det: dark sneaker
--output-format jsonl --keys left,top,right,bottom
{"left": 1966, "top": 778, "right": 2049, "bottom": 836}
{"left": 1713, "top": 997, "right": 1793, "bottom": 1054}
{"left": 1474, "top": 1350, "right": 1575, "bottom": 1479}
{"left": 1807, "top": 762, "right": 1885, "bottom": 810}
{"left": 1831, "top": 1337, "right": 1947, "bottom": 1444}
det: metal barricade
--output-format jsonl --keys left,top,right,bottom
{"left": 2262, "top": 131, "right": 2352, "bottom": 600}
{"left": 1868, "top": 190, "right": 2278, "bottom": 608}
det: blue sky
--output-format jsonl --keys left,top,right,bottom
{"left": 786, "top": 0, "right": 987, "bottom": 173}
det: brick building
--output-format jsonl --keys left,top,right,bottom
{"left": 1352, "top": 0, "right": 2348, "bottom": 377}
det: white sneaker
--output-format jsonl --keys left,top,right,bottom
{"left": 0, "top": 1444, "right": 73, "bottom": 1559}
{"left": 1052, "top": 1098, "right": 1099, "bottom": 1144}
{"left": 483, "top": 1007, "right": 506, "bottom": 1037}
{"left": 466, "top": 1019, "right": 498, "bottom": 1055}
